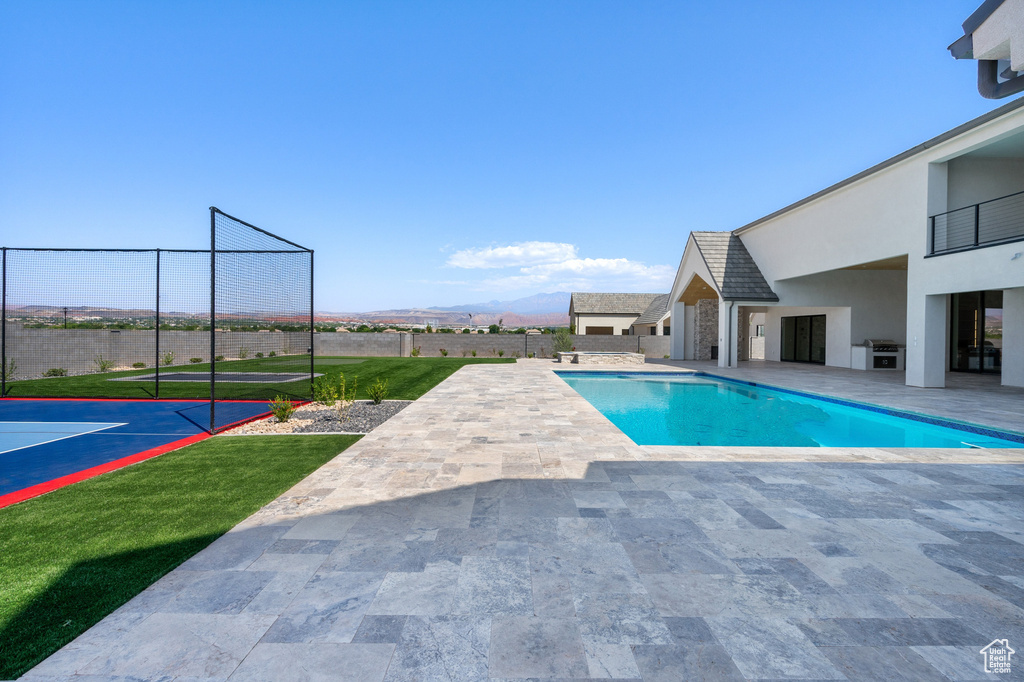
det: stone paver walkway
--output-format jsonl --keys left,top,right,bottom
{"left": 22, "top": 361, "right": 1024, "bottom": 681}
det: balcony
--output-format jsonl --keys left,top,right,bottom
{"left": 929, "top": 189, "right": 1024, "bottom": 256}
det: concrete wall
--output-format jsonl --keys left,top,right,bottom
{"left": 4, "top": 327, "right": 309, "bottom": 379}
{"left": 316, "top": 332, "right": 670, "bottom": 359}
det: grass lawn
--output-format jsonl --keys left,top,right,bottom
{"left": 0, "top": 434, "right": 360, "bottom": 679}
{"left": 6, "top": 355, "right": 514, "bottom": 401}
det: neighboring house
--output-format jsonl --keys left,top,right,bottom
{"left": 569, "top": 293, "right": 669, "bottom": 335}
{"left": 668, "top": 96, "right": 1024, "bottom": 389}
{"left": 629, "top": 294, "right": 671, "bottom": 336}
{"left": 949, "top": 0, "right": 1024, "bottom": 98}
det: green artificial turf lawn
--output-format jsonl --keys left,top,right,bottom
{"left": 0, "top": 434, "right": 359, "bottom": 679}
{"left": 6, "top": 355, "right": 514, "bottom": 401}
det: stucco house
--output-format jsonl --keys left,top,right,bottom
{"left": 569, "top": 292, "right": 670, "bottom": 335}
{"left": 668, "top": 96, "right": 1024, "bottom": 389}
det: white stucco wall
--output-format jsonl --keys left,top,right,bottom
{"left": 762, "top": 307, "right": 853, "bottom": 368}
{"left": 575, "top": 314, "right": 639, "bottom": 335}
{"left": 946, "top": 156, "right": 1024, "bottom": 210}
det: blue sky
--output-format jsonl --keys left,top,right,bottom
{"left": 0, "top": 1, "right": 1008, "bottom": 311}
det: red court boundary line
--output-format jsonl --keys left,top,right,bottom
{"left": 0, "top": 432, "right": 212, "bottom": 510}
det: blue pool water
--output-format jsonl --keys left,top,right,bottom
{"left": 558, "top": 372, "right": 1024, "bottom": 448}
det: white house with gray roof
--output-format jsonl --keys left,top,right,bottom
{"left": 569, "top": 292, "right": 669, "bottom": 335}
{"left": 668, "top": 96, "right": 1024, "bottom": 389}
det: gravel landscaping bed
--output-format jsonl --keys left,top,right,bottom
{"left": 229, "top": 400, "right": 412, "bottom": 435}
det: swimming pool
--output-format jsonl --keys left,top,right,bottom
{"left": 557, "top": 371, "right": 1024, "bottom": 448}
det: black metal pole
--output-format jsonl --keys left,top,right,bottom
{"left": 309, "top": 250, "right": 314, "bottom": 398}
{"left": 155, "top": 249, "right": 161, "bottom": 399}
{"left": 1, "top": 247, "right": 6, "bottom": 397}
{"left": 210, "top": 209, "right": 217, "bottom": 433}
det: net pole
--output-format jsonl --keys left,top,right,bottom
{"left": 1, "top": 247, "right": 6, "bottom": 397}
{"left": 155, "top": 248, "right": 160, "bottom": 399}
{"left": 309, "top": 249, "right": 315, "bottom": 398}
{"left": 210, "top": 209, "right": 217, "bottom": 433}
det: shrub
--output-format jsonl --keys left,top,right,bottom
{"left": 238, "top": 347, "right": 250, "bottom": 359}
{"left": 255, "top": 352, "right": 264, "bottom": 358}
{"left": 161, "top": 352, "right": 174, "bottom": 366}
{"left": 132, "top": 362, "right": 146, "bottom": 368}
{"left": 462, "top": 328, "right": 470, "bottom": 334}
{"left": 215, "top": 355, "right": 225, "bottom": 362}
{"left": 2, "top": 359, "right": 15, "bottom": 382}
{"left": 411, "top": 347, "right": 421, "bottom": 357}
{"left": 367, "top": 377, "right": 389, "bottom": 405}
{"left": 313, "top": 375, "right": 338, "bottom": 406}
{"left": 462, "top": 349, "right": 470, "bottom": 357}
{"left": 497, "top": 350, "right": 504, "bottom": 357}
{"left": 439, "top": 348, "right": 448, "bottom": 357}
{"left": 189, "top": 357, "right": 203, "bottom": 364}
{"left": 269, "top": 395, "right": 297, "bottom": 422}
{"left": 94, "top": 355, "right": 114, "bottom": 373}
{"left": 663, "top": 354, "right": 670, "bottom": 359}
{"left": 471, "top": 350, "right": 476, "bottom": 357}
{"left": 269, "top": 351, "right": 276, "bottom": 357}
{"left": 335, "top": 373, "right": 358, "bottom": 421}
{"left": 42, "top": 367, "right": 66, "bottom": 377}
{"left": 528, "top": 352, "right": 535, "bottom": 359}
{"left": 512, "top": 351, "right": 521, "bottom": 358}
{"left": 553, "top": 327, "right": 572, "bottom": 353}
{"left": 639, "top": 348, "right": 646, "bottom": 355}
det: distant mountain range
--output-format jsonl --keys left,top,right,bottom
{"left": 430, "top": 292, "right": 570, "bottom": 315}
{"left": 317, "top": 292, "right": 571, "bottom": 327}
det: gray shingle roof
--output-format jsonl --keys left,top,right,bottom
{"left": 691, "top": 232, "right": 778, "bottom": 302}
{"left": 633, "top": 294, "right": 670, "bottom": 325}
{"left": 570, "top": 292, "right": 663, "bottom": 315}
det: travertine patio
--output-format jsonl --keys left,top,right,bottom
{"left": 21, "top": 360, "right": 1024, "bottom": 681}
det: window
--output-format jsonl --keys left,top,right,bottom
{"left": 585, "top": 326, "right": 613, "bottom": 335}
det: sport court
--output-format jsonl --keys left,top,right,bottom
{"left": 0, "top": 398, "right": 270, "bottom": 507}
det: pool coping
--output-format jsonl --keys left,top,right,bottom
{"left": 555, "top": 368, "right": 1024, "bottom": 446}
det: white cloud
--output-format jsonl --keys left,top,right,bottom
{"left": 447, "top": 241, "right": 577, "bottom": 269}
{"left": 483, "top": 257, "right": 675, "bottom": 291}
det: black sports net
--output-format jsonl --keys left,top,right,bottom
{"left": 0, "top": 210, "right": 313, "bottom": 433}
{"left": 211, "top": 208, "right": 313, "bottom": 432}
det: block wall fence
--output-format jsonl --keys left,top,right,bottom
{"left": 3, "top": 329, "right": 671, "bottom": 378}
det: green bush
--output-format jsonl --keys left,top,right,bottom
{"left": 313, "top": 375, "right": 338, "bottom": 406}
{"left": 238, "top": 347, "right": 250, "bottom": 359}
{"left": 497, "top": 350, "right": 504, "bottom": 357}
{"left": 471, "top": 350, "right": 476, "bottom": 357}
{"left": 93, "top": 355, "right": 114, "bottom": 373}
{"left": 42, "top": 367, "right": 67, "bottom": 377}
{"left": 461, "top": 349, "right": 470, "bottom": 357}
{"left": 268, "top": 395, "right": 297, "bottom": 422}
{"left": 255, "top": 352, "right": 264, "bottom": 358}
{"left": 367, "top": 377, "right": 389, "bottom": 405}
{"left": 664, "top": 354, "right": 670, "bottom": 359}
{"left": 132, "top": 362, "right": 146, "bottom": 368}
{"left": 2, "top": 358, "right": 15, "bottom": 382}
{"left": 215, "top": 355, "right": 225, "bottom": 362}
{"left": 410, "top": 347, "right": 421, "bottom": 357}
{"left": 189, "top": 357, "right": 202, "bottom": 364}
{"left": 439, "top": 348, "right": 448, "bottom": 357}
{"left": 161, "top": 351, "right": 174, "bottom": 366}
{"left": 334, "top": 373, "right": 358, "bottom": 420}
{"left": 269, "top": 351, "right": 277, "bottom": 357}
{"left": 553, "top": 327, "right": 573, "bottom": 353}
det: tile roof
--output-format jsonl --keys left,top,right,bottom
{"left": 691, "top": 232, "right": 779, "bottom": 302}
{"left": 633, "top": 294, "right": 670, "bottom": 325}
{"left": 569, "top": 292, "right": 664, "bottom": 315}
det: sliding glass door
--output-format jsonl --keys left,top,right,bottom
{"left": 950, "top": 291, "right": 1002, "bottom": 374}
{"left": 781, "top": 315, "right": 826, "bottom": 364}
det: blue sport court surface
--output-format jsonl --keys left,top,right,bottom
{"left": 0, "top": 399, "right": 270, "bottom": 506}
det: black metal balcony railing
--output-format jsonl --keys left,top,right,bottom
{"left": 929, "top": 189, "right": 1024, "bottom": 255}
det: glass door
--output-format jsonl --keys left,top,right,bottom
{"left": 781, "top": 314, "right": 826, "bottom": 364}
{"left": 950, "top": 291, "right": 1002, "bottom": 374}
